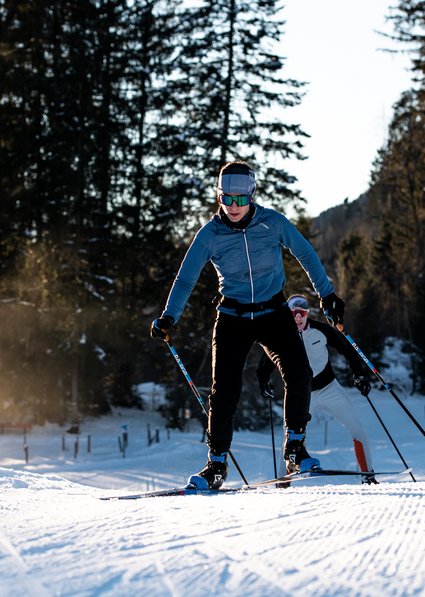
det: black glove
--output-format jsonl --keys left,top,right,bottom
{"left": 150, "top": 315, "right": 174, "bottom": 339}
{"left": 320, "top": 292, "right": 345, "bottom": 327}
{"left": 259, "top": 380, "right": 274, "bottom": 400}
{"left": 354, "top": 376, "right": 371, "bottom": 397}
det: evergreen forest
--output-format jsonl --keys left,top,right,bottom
{"left": 1, "top": 0, "right": 424, "bottom": 429}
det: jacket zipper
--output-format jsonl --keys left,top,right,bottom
{"left": 242, "top": 230, "right": 255, "bottom": 319}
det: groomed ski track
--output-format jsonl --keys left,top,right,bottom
{"left": 0, "top": 391, "right": 424, "bottom": 596}
{"left": 0, "top": 470, "right": 424, "bottom": 596}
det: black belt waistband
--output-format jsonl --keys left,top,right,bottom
{"left": 219, "top": 291, "right": 286, "bottom": 315}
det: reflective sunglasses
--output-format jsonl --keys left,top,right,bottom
{"left": 219, "top": 194, "right": 252, "bottom": 207}
{"left": 291, "top": 308, "right": 309, "bottom": 317}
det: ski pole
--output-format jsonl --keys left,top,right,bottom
{"left": 364, "top": 393, "right": 416, "bottom": 482}
{"left": 324, "top": 313, "right": 425, "bottom": 439}
{"left": 267, "top": 393, "right": 278, "bottom": 478}
{"left": 164, "top": 337, "right": 249, "bottom": 485}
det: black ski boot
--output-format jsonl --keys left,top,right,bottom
{"left": 362, "top": 474, "right": 379, "bottom": 485}
{"left": 284, "top": 427, "right": 320, "bottom": 474}
{"left": 187, "top": 451, "right": 228, "bottom": 490}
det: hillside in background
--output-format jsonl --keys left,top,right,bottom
{"left": 310, "top": 193, "right": 373, "bottom": 270}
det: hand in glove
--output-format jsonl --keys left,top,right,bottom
{"left": 150, "top": 315, "right": 174, "bottom": 339}
{"left": 354, "top": 376, "right": 371, "bottom": 397}
{"left": 259, "top": 380, "right": 275, "bottom": 400}
{"left": 320, "top": 292, "right": 345, "bottom": 328}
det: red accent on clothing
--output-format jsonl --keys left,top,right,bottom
{"left": 353, "top": 439, "right": 369, "bottom": 472}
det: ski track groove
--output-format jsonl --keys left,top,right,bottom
{"left": 274, "top": 488, "right": 425, "bottom": 596}
{"left": 153, "top": 555, "right": 182, "bottom": 597}
{"left": 95, "top": 493, "right": 327, "bottom": 596}
{"left": 106, "top": 486, "right": 425, "bottom": 597}
{"left": 68, "top": 488, "right": 420, "bottom": 597}
{"left": 0, "top": 531, "right": 52, "bottom": 597}
{"left": 103, "top": 494, "right": 341, "bottom": 595}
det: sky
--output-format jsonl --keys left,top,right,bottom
{"left": 281, "top": 0, "right": 414, "bottom": 216}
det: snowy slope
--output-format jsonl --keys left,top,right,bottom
{"left": 0, "top": 389, "right": 424, "bottom": 597}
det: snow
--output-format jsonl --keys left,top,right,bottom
{"left": 381, "top": 337, "right": 417, "bottom": 395}
{"left": 0, "top": 388, "right": 424, "bottom": 596}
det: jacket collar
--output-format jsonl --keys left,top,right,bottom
{"left": 216, "top": 204, "right": 256, "bottom": 230}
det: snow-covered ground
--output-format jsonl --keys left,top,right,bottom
{"left": 0, "top": 387, "right": 424, "bottom": 596}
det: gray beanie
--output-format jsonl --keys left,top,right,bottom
{"left": 288, "top": 294, "right": 309, "bottom": 310}
{"left": 217, "top": 162, "right": 256, "bottom": 197}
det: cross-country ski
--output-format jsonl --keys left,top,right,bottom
{"left": 100, "top": 468, "right": 412, "bottom": 500}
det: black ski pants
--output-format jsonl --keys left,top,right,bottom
{"left": 207, "top": 306, "right": 313, "bottom": 455}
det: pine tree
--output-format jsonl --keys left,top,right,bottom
{"left": 354, "top": 0, "right": 425, "bottom": 385}
{"left": 174, "top": 0, "right": 308, "bottom": 219}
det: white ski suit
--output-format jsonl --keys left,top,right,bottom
{"left": 257, "top": 318, "right": 373, "bottom": 472}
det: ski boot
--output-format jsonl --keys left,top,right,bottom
{"left": 362, "top": 473, "right": 379, "bottom": 485}
{"left": 284, "top": 427, "right": 320, "bottom": 474}
{"left": 187, "top": 451, "right": 228, "bottom": 490}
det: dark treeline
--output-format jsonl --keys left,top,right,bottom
{"left": 0, "top": 0, "right": 308, "bottom": 425}
{"left": 0, "top": 0, "right": 424, "bottom": 428}
{"left": 312, "top": 1, "right": 425, "bottom": 394}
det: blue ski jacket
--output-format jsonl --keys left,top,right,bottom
{"left": 162, "top": 204, "right": 334, "bottom": 323}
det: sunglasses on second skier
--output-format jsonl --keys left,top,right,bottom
{"left": 291, "top": 308, "right": 309, "bottom": 317}
{"left": 219, "top": 194, "right": 252, "bottom": 207}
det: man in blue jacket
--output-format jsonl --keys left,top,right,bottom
{"left": 151, "top": 161, "right": 344, "bottom": 489}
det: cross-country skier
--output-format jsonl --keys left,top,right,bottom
{"left": 150, "top": 161, "right": 344, "bottom": 490}
{"left": 256, "top": 293, "right": 378, "bottom": 484}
